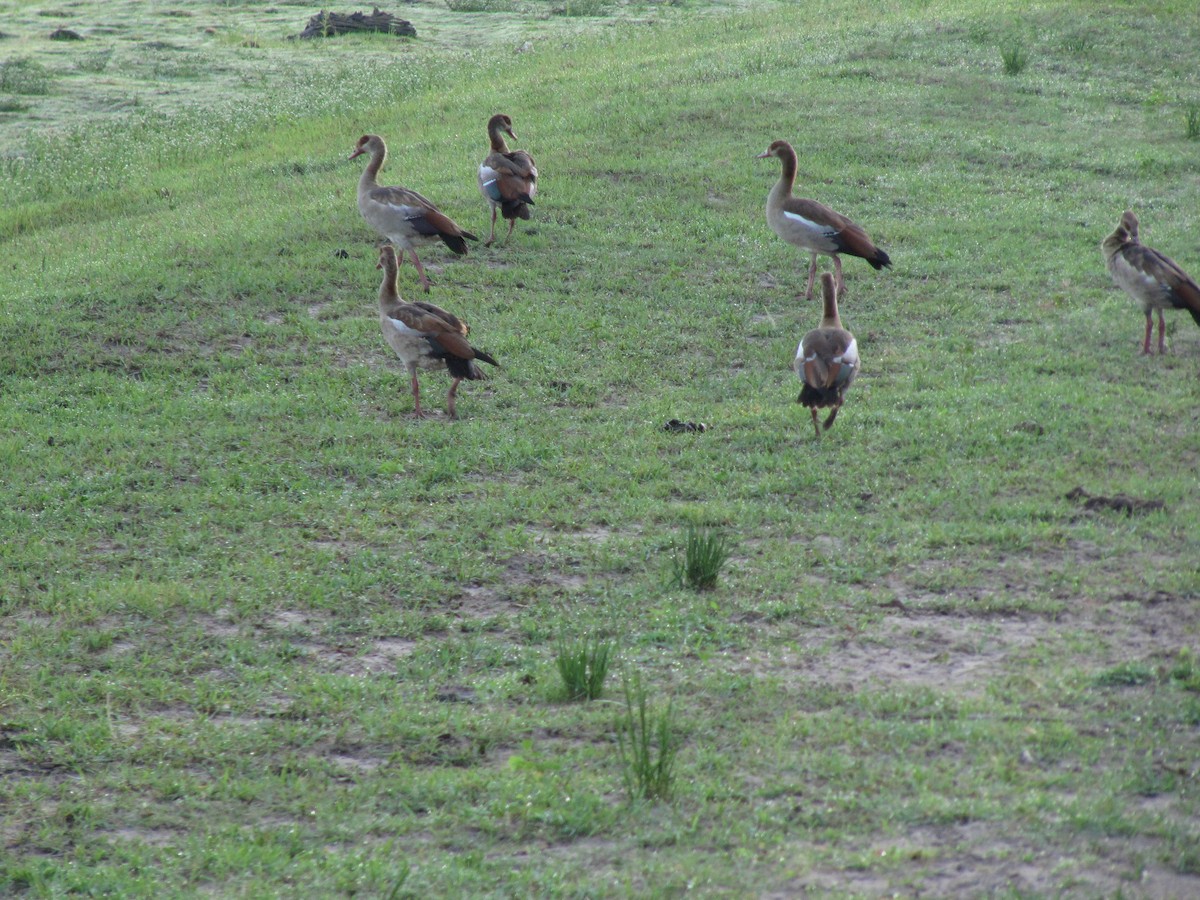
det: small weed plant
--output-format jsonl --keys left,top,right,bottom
{"left": 444, "top": 0, "right": 518, "bottom": 10}
{"left": 1000, "top": 42, "right": 1029, "bottom": 75}
{"left": 1184, "top": 104, "right": 1200, "bottom": 140}
{"left": 0, "top": 58, "right": 52, "bottom": 95}
{"left": 615, "top": 673, "right": 678, "bottom": 802}
{"left": 554, "top": 0, "right": 613, "bottom": 17}
{"left": 672, "top": 525, "right": 731, "bottom": 591}
{"left": 555, "top": 635, "right": 613, "bottom": 701}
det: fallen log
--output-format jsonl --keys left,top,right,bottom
{"left": 294, "top": 7, "right": 416, "bottom": 39}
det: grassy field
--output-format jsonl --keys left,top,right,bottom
{"left": 2, "top": 0, "right": 1199, "bottom": 895}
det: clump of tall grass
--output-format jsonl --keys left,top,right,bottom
{"left": 444, "top": 0, "right": 519, "bottom": 10}
{"left": 553, "top": 0, "right": 613, "bottom": 17}
{"left": 671, "top": 525, "right": 731, "bottom": 591}
{"left": 615, "top": 673, "right": 677, "bottom": 802}
{"left": 76, "top": 50, "right": 114, "bottom": 74}
{"left": 555, "top": 634, "right": 613, "bottom": 701}
{"left": 999, "top": 41, "right": 1029, "bottom": 75}
{"left": 0, "top": 58, "right": 53, "bottom": 95}
{"left": 1184, "top": 104, "right": 1200, "bottom": 141}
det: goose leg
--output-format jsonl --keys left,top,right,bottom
{"left": 409, "top": 367, "right": 426, "bottom": 418}
{"left": 446, "top": 377, "right": 463, "bottom": 420}
{"left": 1142, "top": 311, "right": 1154, "bottom": 355}
{"left": 485, "top": 207, "right": 498, "bottom": 247}
{"left": 1156, "top": 309, "right": 1167, "bottom": 354}
{"left": 823, "top": 403, "right": 842, "bottom": 431}
{"left": 503, "top": 216, "right": 517, "bottom": 245}
{"left": 804, "top": 253, "right": 819, "bottom": 300}
{"left": 832, "top": 255, "right": 845, "bottom": 296}
{"left": 809, "top": 407, "right": 821, "bottom": 439}
{"left": 409, "top": 249, "right": 432, "bottom": 293}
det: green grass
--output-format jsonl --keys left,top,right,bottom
{"left": 1185, "top": 103, "right": 1200, "bottom": 140}
{"left": 672, "top": 524, "right": 732, "bottom": 590}
{"left": 555, "top": 634, "right": 615, "bottom": 700}
{"left": 615, "top": 672, "right": 678, "bottom": 801}
{"left": 1, "top": 0, "right": 1200, "bottom": 895}
{"left": 999, "top": 40, "right": 1029, "bottom": 74}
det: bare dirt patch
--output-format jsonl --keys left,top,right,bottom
{"left": 777, "top": 823, "right": 1200, "bottom": 897}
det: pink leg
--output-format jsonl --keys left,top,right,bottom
{"left": 1142, "top": 312, "right": 1154, "bottom": 355}
{"left": 1156, "top": 309, "right": 1167, "bottom": 354}
{"left": 503, "top": 217, "right": 516, "bottom": 245}
{"left": 485, "top": 207, "right": 498, "bottom": 246}
{"left": 824, "top": 401, "right": 842, "bottom": 431}
{"left": 833, "top": 255, "right": 845, "bottom": 295}
{"left": 410, "top": 368, "right": 426, "bottom": 418}
{"left": 804, "top": 253, "right": 819, "bottom": 300}
{"left": 446, "top": 377, "right": 463, "bottom": 419}
{"left": 809, "top": 407, "right": 821, "bottom": 439}
{"left": 409, "top": 249, "right": 432, "bottom": 293}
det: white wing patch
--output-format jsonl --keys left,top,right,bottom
{"left": 835, "top": 338, "right": 859, "bottom": 366}
{"left": 783, "top": 210, "right": 837, "bottom": 236}
{"left": 386, "top": 317, "right": 422, "bottom": 337}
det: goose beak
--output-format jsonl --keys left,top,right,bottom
{"left": 349, "top": 148, "right": 365, "bottom": 160}
{"left": 754, "top": 150, "right": 772, "bottom": 159}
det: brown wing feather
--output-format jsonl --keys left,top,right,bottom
{"left": 782, "top": 197, "right": 889, "bottom": 267}
{"left": 390, "top": 303, "right": 463, "bottom": 335}
{"left": 408, "top": 301, "right": 469, "bottom": 335}
{"left": 370, "top": 185, "right": 472, "bottom": 241}
{"left": 1131, "top": 245, "right": 1200, "bottom": 322}
{"left": 368, "top": 185, "right": 435, "bottom": 210}
{"left": 781, "top": 197, "right": 846, "bottom": 230}
{"left": 430, "top": 331, "right": 477, "bottom": 360}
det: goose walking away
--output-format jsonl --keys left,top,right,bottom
{"left": 757, "top": 139, "right": 890, "bottom": 300}
{"left": 350, "top": 134, "right": 477, "bottom": 292}
{"left": 1102, "top": 209, "right": 1200, "bottom": 354}
{"left": 478, "top": 113, "right": 538, "bottom": 246}
{"left": 795, "top": 272, "right": 859, "bottom": 438}
{"left": 375, "top": 245, "right": 499, "bottom": 419}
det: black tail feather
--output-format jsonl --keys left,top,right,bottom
{"left": 441, "top": 232, "right": 477, "bottom": 255}
{"left": 500, "top": 197, "right": 533, "bottom": 220}
{"left": 441, "top": 348, "right": 499, "bottom": 380}
{"left": 798, "top": 384, "right": 843, "bottom": 408}
{"left": 472, "top": 348, "right": 500, "bottom": 368}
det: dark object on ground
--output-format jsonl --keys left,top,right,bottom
{"left": 50, "top": 28, "right": 83, "bottom": 41}
{"left": 294, "top": 8, "right": 416, "bottom": 39}
{"left": 1066, "top": 486, "right": 1164, "bottom": 516}
{"left": 663, "top": 419, "right": 707, "bottom": 433}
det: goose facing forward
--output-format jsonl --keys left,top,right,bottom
{"left": 757, "top": 139, "right": 891, "bottom": 300}
{"left": 795, "top": 272, "right": 859, "bottom": 438}
{"left": 375, "top": 245, "right": 498, "bottom": 419}
{"left": 350, "top": 134, "right": 477, "bottom": 292}
{"left": 478, "top": 113, "right": 538, "bottom": 246}
{"left": 1101, "top": 209, "right": 1200, "bottom": 355}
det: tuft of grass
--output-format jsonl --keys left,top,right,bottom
{"left": 1094, "top": 662, "right": 1156, "bottom": 688}
{"left": 76, "top": 50, "right": 114, "bottom": 74}
{"left": 444, "top": 0, "right": 520, "bottom": 10}
{"left": 672, "top": 525, "right": 731, "bottom": 591}
{"left": 1184, "top": 104, "right": 1200, "bottom": 140}
{"left": 0, "top": 58, "right": 52, "bottom": 95}
{"left": 554, "top": 0, "right": 613, "bottom": 17}
{"left": 615, "top": 672, "right": 677, "bottom": 802}
{"left": 555, "top": 634, "right": 614, "bottom": 701}
{"left": 999, "top": 41, "right": 1029, "bottom": 75}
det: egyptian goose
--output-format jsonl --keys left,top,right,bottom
{"left": 1102, "top": 209, "right": 1200, "bottom": 354}
{"left": 794, "top": 272, "right": 859, "bottom": 437}
{"left": 375, "top": 245, "right": 499, "bottom": 419}
{"left": 350, "top": 134, "right": 477, "bottom": 292}
{"left": 757, "top": 139, "right": 891, "bottom": 300}
{"left": 478, "top": 113, "right": 538, "bottom": 246}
